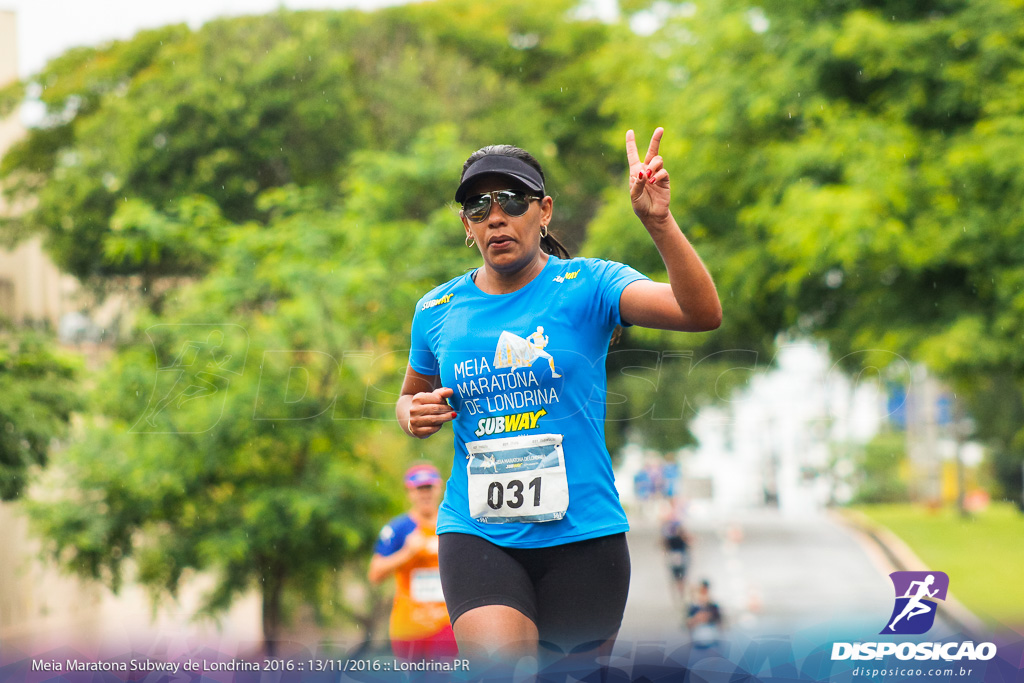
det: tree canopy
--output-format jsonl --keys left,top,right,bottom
{"left": 586, "top": 0, "right": 1024, "bottom": 497}
{"left": 0, "top": 327, "right": 80, "bottom": 500}
{"left": 0, "top": 2, "right": 616, "bottom": 293}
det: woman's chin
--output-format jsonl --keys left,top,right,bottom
{"left": 485, "top": 249, "right": 529, "bottom": 272}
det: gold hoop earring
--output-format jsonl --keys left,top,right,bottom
{"left": 540, "top": 224, "right": 549, "bottom": 239}
{"left": 465, "top": 234, "right": 476, "bottom": 247}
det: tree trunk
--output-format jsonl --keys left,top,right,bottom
{"left": 262, "top": 568, "right": 285, "bottom": 656}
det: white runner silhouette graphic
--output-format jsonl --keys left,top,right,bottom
{"left": 888, "top": 574, "right": 939, "bottom": 631}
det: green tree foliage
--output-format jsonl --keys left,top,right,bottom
{"left": 0, "top": 328, "right": 80, "bottom": 500}
{"left": 587, "top": 0, "right": 1024, "bottom": 496}
{"left": 853, "top": 431, "right": 910, "bottom": 504}
{"left": 0, "top": 1, "right": 615, "bottom": 295}
{"left": 27, "top": 128, "right": 481, "bottom": 649}
{"left": 2, "top": 0, "right": 620, "bottom": 647}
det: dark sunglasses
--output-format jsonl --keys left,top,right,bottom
{"left": 462, "top": 190, "right": 541, "bottom": 223}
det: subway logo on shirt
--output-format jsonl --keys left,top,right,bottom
{"left": 474, "top": 408, "right": 547, "bottom": 437}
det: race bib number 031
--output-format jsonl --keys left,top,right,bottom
{"left": 466, "top": 434, "right": 569, "bottom": 523}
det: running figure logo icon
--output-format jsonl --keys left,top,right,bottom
{"left": 493, "top": 327, "right": 562, "bottom": 378}
{"left": 526, "top": 326, "right": 560, "bottom": 378}
{"left": 881, "top": 571, "right": 949, "bottom": 635}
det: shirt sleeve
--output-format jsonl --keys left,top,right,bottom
{"left": 374, "top": 518, "right": 413, "bottom": 556}
{"left": 408, "top": 302, "right": 440, "bottom": 375}
{"left": 590, "top": 259, "right": 650, "bottom": 328}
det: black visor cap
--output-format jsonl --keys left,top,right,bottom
{"left": 455, "top": 155, "right": 545, "bottom": 204}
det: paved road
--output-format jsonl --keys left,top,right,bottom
{"left": 619, "top": 506, "right": 961, "bottom": 645}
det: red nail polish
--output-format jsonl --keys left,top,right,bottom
{"left": 451, "top": 412, "right": 457, "bottom": 418}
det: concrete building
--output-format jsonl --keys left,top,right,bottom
{"left": 0, "top": 10, "right": 79, "bottom": 330}
{"left": 681, "top": 341, "right": 884, "bottom": 516}
{"left": 0, "top": 11, "right": 82, "bottom": 646}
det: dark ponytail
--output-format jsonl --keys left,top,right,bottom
{"left": 540, "top": 232, "right": 571, "bottom": 259}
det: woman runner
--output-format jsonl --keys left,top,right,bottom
{"left": 397, "top": 128, "right": 721, "bottom": 665}
{"left": 368, "top": 463, "right": 458, "bottom": 660}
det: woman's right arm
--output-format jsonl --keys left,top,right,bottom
{"left": 397, "top": 365, "right": 457, "bottom": 439}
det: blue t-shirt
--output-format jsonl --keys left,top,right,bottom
{"left": 408, "top": 255, "right": 648, "bottom": 548}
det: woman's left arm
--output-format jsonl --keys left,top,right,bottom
{"left": 619, "top": 128, "right": 722, "bottom": 332}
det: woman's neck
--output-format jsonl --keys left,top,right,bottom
{"left": 475, "top": 252, "right": 549, "bottom": 295}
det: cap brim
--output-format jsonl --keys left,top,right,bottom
{"left": 406, "top": 478, "right": 441, "bottom": 489}
{"left": 455, "top": 155, "right": 545, "bottom": 203}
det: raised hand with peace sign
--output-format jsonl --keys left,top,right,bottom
{"left": 627, "top": 127, "right": 671, "bottom": 225}
{"left": 616, "top": 127, "right": 722, "bottom": 332}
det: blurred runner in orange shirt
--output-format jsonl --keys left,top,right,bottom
{"left": 369, "top": 463, "right": 458, "bottom": 660}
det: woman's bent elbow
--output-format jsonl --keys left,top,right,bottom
{"left": 684, "top": 309, "right": 721, "bottom": 332}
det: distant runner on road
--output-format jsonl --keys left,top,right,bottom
{"left": 687, "top": 579, "right": 724, "bottom": 649}
{"left": 660, "top": 511, "right": 692, "bottom": 607}
{"left": 369, "top": 464, "right": 458, "bottom": 660}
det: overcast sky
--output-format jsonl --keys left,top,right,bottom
{"left": 0, "top": 0, "right": 412, "bottom": 78}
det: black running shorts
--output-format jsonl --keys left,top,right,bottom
{"left": 438, "top": 532, "right": 630, "bottom": 652}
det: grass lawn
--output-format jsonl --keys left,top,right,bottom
{"left": 853, "top": 502, "right": 1024, "bottom": 630}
